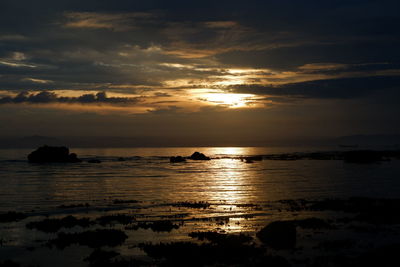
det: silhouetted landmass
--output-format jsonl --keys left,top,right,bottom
{"left": 189, "top": 152, "right": 211, "bottom": 160}
{"left": 27, "top": 145, "right": 81, "bottom": 163}
{"left": 260, "top": 150, "right": 400, "bottom": 162}
{"left": 1, "top": 134, "right": 399, "bottom": 148}
{"left": 335, "top": 134, "right": 400, "bottom": 147}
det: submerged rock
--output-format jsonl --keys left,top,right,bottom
{"left": 171, "top": 201, "right": 211, "bottom": 209}
{"left": 48, "top": 229, "right": 128, "bottom": 249}
{"left": 128, "top": 220, "right": 180, "bottom": 232}
{"left": 189, "top": 231, "right": 253, "bottom": 245}
{"left": 257, "top": 221, "right": 296, "bottom": 249}
{"left": 170, "top": 156, "right": 186, "bottom": 163}
{"left": 189, "top": 152, "right": 211, "bottom": 160}
{"left": 27, "top": 145, "right": 81, "bottom": 163}
{"left": 26, "top": 215, "right": 93, "bottom": 233}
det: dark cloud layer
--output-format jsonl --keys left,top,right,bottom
{"left": 0, "top": 1, "right": 399, "bottom": 95}
{"left": 0, "top": 91, "right": 140, "bottom": 105}
{"left": 1, "top": 0, "right": 400, "bottom": 141}
{"left": 231, "top": 75, "right": 400, "bottom": 99}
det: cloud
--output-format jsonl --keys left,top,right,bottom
{"left": 22, "top": 78, "right": 53, "bottom": 84}
{"left": 63, "top": 12, "right": 156, "bottom": 31}
{"left": 0, "top": 60, "right": 36, "bottom": 68}
{"left": 230, "top": 75, "right": 400, "bottom": 99}
{"left": 0, "top": 91, "right": 141, "bottom": 105}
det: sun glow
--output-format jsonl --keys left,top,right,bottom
{"left": 200, "top": 92, "right": 257, "bottom": 108}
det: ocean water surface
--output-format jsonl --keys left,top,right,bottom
{"left": 1, "top": 147, "right": 400, "bottom": 266}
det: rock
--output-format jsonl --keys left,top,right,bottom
{"left": 0, "top": 211, "right": 27, "bottom": 223}
{"left": 27, "top": 145, "right": 81, "bottom": 163}
{"left": 170, "top": 156, "right": 186, "bottom": 163}
{"left": 343, "top": 150, "right": 382, "bottom": 163}
{"left": 88, "top": 159, "right": 101, "bottom": 163}
{"left": 48, "top": 229, "right": 128, "bottom": 249}
{"left": 257, "top": 221, "right": 296, "bottom": 249}
{"left": 189, "top": 152, "right": 210, "bottom": 160}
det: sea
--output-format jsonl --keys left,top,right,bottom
{"left": 1, "top": 146, "right": 400, "bottom": 266}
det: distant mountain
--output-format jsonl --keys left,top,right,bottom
{"left": 0, "top": 135, "right": 63, "bottom": 148}
{"left": 335, "top": 134, "right": 400, "bottom": 148}
{"left": 0, "top": 134, "right": 399, "bottom": 149}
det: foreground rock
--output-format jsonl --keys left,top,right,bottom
{"left": 257, "top": 221, "right": 296, "bottom": 249}
{"left": 28, "top": 145, "right": 81, "bottom": 163}
{"left": 189, "top": 152, "right": 211, "bottom": 160}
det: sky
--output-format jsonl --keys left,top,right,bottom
{"left": 1, "top": 0, "right": 400, "bottom": 146}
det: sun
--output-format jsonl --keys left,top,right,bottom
{"left": 200, "top": 92, "right": 255, "bottom": 108}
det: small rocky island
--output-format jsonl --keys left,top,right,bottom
{"left": 189, "top": 152, "right": 211, "bottom": 160}
{"left": 28, "top": 145, "right": 81, "bottom": 163}
{"left": 170, "top": 152, "right": 211, "bottom": 163}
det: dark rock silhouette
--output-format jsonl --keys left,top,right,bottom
{"left": 128, "top": 220, "right": 180, "bottom": 232}
{"left": 244, "top": 158, "right": 254, "bottom": 163}
{"left": 96, "top": 214, "right": 136, "bottom": 226}
{"left": 48, "top": 229, "right": 128, "bottom": 249}
{"left": 170, "top": 156, "right": 186, "bottom": 163}
{"left": 84, "top": 249, "right": 120, "bottom": 267}
{"left": 343, "top": 150, "right": 382, "bottom": 163}
{"left": 291, "top": 217, "right": 332, "bottom": 229}
{"left": 139, "top": 241, "right": 290, "bottom": 267}
{"left": 257, "top": 221, "right": 296, "bottom": 249}
{"left": 189, "top": 152, "right": 210, "bottom": 160}
{"left": 88, "top": 159, "right": 101, "bottom": 163}
{"left": 26, "top": 215, "right": 93, "bottom": 233}
{"left": 189, "top": 231, "right": 253, "bottom": 245}
{"left": 27, "top": 145, "right": 81, "bottom": 163}
{"left": 0, "top": 211, "right": 26, "bottom": 223}
{"left": 171, "top": 201, "right": 211, "bottom": 209}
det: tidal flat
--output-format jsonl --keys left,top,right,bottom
{"left": 1, "top": 197, "right": 400, "bottom": 267}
